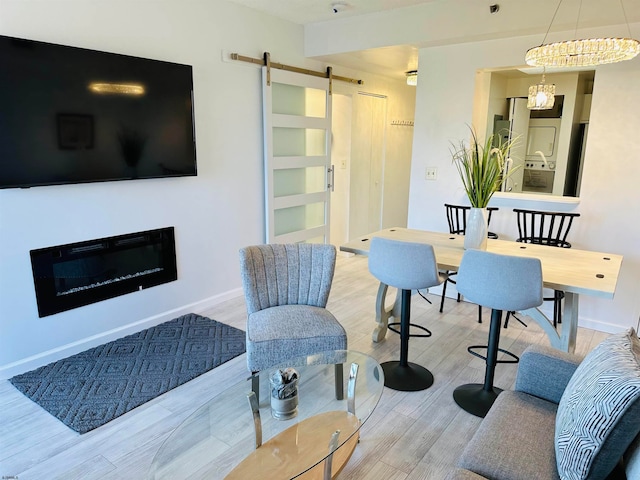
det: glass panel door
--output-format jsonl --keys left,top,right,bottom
{"left": 262, "top": 68, "right": 332, "bottom": 244}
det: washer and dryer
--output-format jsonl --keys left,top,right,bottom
{"left": 522, "top": 119, "right": 561, "bottom": 194}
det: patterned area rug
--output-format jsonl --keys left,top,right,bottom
{"left": 9, "top": 313, "right": 246, "bottom": 434}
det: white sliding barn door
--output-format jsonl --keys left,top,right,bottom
{"left": 262, "top": 67, "right": 332, "bottom": 244}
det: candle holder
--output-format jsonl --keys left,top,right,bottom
{"left": 269, "top": 368, "right": 299, "bottom": 420}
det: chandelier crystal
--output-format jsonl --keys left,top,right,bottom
{"left": 528, "top": 75, "right": 556, "bottom": 110}
{"left": 526, "top": 37, "right": 640, "bottom": 67}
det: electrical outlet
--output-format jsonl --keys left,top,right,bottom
{"left": 425, "top": 167, "right": 437, "bottom": 180}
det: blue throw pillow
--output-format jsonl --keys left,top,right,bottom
{"left": 555, "top": 328, "right": 640, "bottom": 480}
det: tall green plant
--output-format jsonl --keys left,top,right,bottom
{"left": 451, "top": 128, "right": 518, "bottom": 208}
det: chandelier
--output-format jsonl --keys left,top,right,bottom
{"left": 528, "top": 74, "right": 556, "bottom": 110}
{"left": 526, "top": 38, "right": 640, "bottom": 67}
{"left": 525, "top": 0, "right": 640, "bottom": 68}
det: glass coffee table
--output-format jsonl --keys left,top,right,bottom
{"left": 148, "top": 350, "right": 384, "bottom": 479}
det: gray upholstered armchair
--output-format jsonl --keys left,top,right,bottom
{"left": 238, "top": 243, "right": 347, "bottom": 400}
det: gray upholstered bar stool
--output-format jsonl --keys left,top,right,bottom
{"left": 368, "top": 237, "right": 447, "bottom": 391}
{"left": 453, "top": 250, "right": 543, "bottom": 417}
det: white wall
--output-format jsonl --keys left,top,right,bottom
{"left": 0, "top": 0, "right": 294, "bottom": 377}
{"left": 382, "top": 86, "right": 416, "bottom": 229}
{"left": 0, "top": 0, "right": 415, "bottom": 378}
{"left": 408, "top": 32, "right": 640, "bottom": 334}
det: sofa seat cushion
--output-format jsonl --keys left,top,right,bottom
{"left": 457, "top": 390, "right": 560, "bottom": 480}
{"left": 624, "top": 433, "right": 640, "bottom": 478}
{"left": 555, "top": 328, "right": 640, "bottom": 480}
{"left": 444, "top": 468, "right": 489, "bottom": 480}
{"left": 246, "top": 304, "right": 347, "bottom": 372}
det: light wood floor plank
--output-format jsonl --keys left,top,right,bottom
{"left": 0, "top": 254, "right": 610, "bottom": 479}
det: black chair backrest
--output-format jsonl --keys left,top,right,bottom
{"left": 513, "top": 209, "right": 580, "bottom": 248}
{"left": 445, "top": 204, "right": 499, "bottom": 239}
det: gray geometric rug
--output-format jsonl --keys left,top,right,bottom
{"left": 9, "top": 313, "right": 245, "bottom": 434}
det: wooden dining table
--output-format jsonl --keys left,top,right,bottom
{"left": 339, "top": 227, "right": 623, "bottom": 353}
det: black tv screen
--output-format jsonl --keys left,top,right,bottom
{"left": 0, "top": 35, "right": 197, "bottom": 188}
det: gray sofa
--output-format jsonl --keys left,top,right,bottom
{"left": 446, "top": 329, "right": 640, "bottom": 480}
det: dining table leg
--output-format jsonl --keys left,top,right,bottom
{"left": 560, "top": 292, "right": 579, "bottom": 353}
{"left": 521, "top": 292, "right": 579, "bottom": 354}
{"left": 372, "top": 282, "right": 402, "bottom": 342}
{"left": 374, "top": 282, "right": 579, "bottom": 354}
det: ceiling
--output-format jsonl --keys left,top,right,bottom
{"left": 224, "top": 0, "right": 434, "bottom": 78}
{"left": 226, "top": 0, "right": 440, "bottom": 25}
{"left": 225, "top": 0, "right": 640, "bottom": 81}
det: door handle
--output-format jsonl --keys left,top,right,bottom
{"left": 328, "top": 165, "right": 335, "bottom": 192}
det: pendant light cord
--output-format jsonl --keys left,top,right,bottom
{"left": 574, "top": 0, "right": 583, "bottom": 40}
{"left": 542, "top": 0, "right": 635, "bottom": 46}
{"left": 540, "top": 0, "right": 564, "bottom": 46}
{"left": 620, "top": 0, "right": 633, "bottom": 38}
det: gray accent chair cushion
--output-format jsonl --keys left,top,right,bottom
{"left": 246, "top": 305, "right": 346, "bottom": 372}
{"left": 555, "top": 328, "right": 640, "bottom": 480}
{"left": 239, "top": 244, "right": 347, "bottom": 373}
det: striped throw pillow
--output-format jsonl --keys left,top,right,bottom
{"left": 555, "top": 328, "right": 640, "bottom": 480}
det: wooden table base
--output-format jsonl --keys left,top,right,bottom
{"left": 225, "top": 411, "right": 360, "bottom": 480}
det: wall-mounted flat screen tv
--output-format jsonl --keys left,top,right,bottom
{"left": 0, "top": 35, "right": 197, "bottom": 189}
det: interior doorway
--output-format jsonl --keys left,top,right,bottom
{"left": 349, "top": 92, "right": 387, "bottom": 239}
{"left": 330, "top": 92, "right": 390, "bottom": 248}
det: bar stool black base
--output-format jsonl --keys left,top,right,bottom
{"left": 381, "top": 361, "right": 434, "bottom": 391}
{"left": 453, "top": 383, "right": 503, "bottom": 418}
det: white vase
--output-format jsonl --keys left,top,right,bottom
{"left": 464, "top": 207, "right": 488, "bottom": 250}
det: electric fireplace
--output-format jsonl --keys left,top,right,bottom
{"left": 30, "top": 227, "right": 177, "bottom": 317}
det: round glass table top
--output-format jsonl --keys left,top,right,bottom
{"left": 148, "top": 350, "right": 384, "bottom": 479}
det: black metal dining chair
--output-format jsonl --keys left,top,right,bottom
{"left": 503, "top": 208, "right": 580, "bottom": 329}
{"left": 439, "top": 204, "right": 499, "bottom": 323}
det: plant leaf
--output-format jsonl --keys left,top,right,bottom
{"left": 451, "top": 126, "right": 521, "bottom": 208}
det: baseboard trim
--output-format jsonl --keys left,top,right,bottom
{"left": 577, "top": 316, "right": 628, "bottom": 335}
{"left": 0, "top": 287, "right": 244, "bottom": 380}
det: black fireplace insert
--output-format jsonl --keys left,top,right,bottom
{"left": 30, "top": 227, "right": 177, "bottom": 317}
